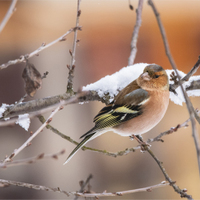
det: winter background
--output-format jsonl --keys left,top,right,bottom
{"left": 0, "top": 0, "right": 200, "bottom": 199}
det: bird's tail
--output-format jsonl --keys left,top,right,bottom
{"left": 63, "top": 133, "right": 95, "bottom": 165}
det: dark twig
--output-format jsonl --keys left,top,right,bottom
{"left": 67, "top": 0, "right": 81, "bottom": 93}
{"left": 148, "top": 0, "right": 200, "bottom": 176}
{"left": 186, "top": 80, "right": 200, "bottom": 91}
{"left": 0, "top": 0, "right": 18, "bottom": 34}
{"left": 128, "top": 0, "right": 144, "bottom": 65}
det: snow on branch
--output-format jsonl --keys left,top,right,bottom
{"left": 83, "top": 63, "right": 200, "bottom": 106}
{"left": 1, "top": 62, "right": 200, "bottom": 121}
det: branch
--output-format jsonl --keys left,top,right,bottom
{"left": 0, "top": 0, "right": 18, "bottom": 34}
{"left": 0, "top": 93, "right": 84, "bottom": 129}
{"left": 38, "top": 114, "right": 138, "bottom": 157}
{"left": 131, "top": 136, "right": 193, "bottom": 199}
{"left": 186, "top": 79, "right": 200, "bottom": 91}
{"left": 128, "top": 0, "right": 144, "bottom": 65}
{"left": 2, "top": 106, "right": 62, "bottom": 163}
{"left": 74, "top": 181, "right": 169, "bottom": 198}
{"left": 75, "top": 174, "right": 93, "bottom": 200}
{"left": 1, "top": 90, "right": 110, "bottom": 120}
{"left": 148, "top": 0, "right": 200, "bottom": 176}
{"left": 147, "top": 110, "right": 200, "bottom": 143}
{"left": 146, "top": 147, "right": 193, "bottom": 199}
{"left": 0, "top": 26, "right": 82, "bottom": 70}
{"left": 0, "top": 179, "right": 70, "bottom": 196}
{"left": 0, "top": 178, "right": 169, "bottom": 198}
{"left": 39, "top": 110, "right": 198, "bottom": 159}
{"left": 0, "top": 149, "right": 65, "bottom": 168}
{"left": 170, "top": 56, "right": 200, "bottom": 92}
{"left": 67, "top": 0, "right": 81, "bottom": 93}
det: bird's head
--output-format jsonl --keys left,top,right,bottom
{"left": 137, "top": 64, "right": 169, "bottom": 91}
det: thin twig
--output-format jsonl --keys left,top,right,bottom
{"left": 128, "top": 0, "right": 144, "bottom": 65}
{"left": 0, "top": 0, "right": 18, "bottom": 34}
{"left": 171, "top": 56, "right": 200, "bottom": 91}
{"left": 0, "top": 179, "right": 70, "bottom": 196}
{"left": 147, "top": 110, "right": 200, "bottom": 143}
{"left": 39, "top": 111, "right": 198, "bottom": 159}
{"left": 38, "top": 114, "right": 138, "bottom": 157}
{"left": 74, "top": 174, "right": 93, "bottom": 200}
{"left": 0, "top": 26, "right": 82, "bottom": 70}
{"left": 146, "top": 147, "right": 193, "bottom": 199}
{"left": 0, "top": 149, "right": 65, "bottom": 168}
{"left": 74, "top": 181, "right": 170, "bottom": 197}
{"left": 3, "top": 106, "right": 62, "bottom": 163}
{"left": 67, "top": 0, "right": 81, "bottom": 93}
{"left": 0, "top": 178, "right": 169, "bottom": 198}
{"left": 148, "top": 0, "right": 200, "bottom": 176}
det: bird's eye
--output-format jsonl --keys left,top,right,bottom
{"left": 155, "top": 75, "right": 159, "bottom": 78}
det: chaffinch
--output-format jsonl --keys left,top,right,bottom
{"left": 64, "top": 64, "right": 169, "bottom": 164}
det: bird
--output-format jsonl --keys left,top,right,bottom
{"left": 64, "top": 64, "right": 169, "bottom": 164}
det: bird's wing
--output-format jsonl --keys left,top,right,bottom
{"left": 80, "top": 87, "right": 149, "bottom": 139}
{"left": 64, "top": 83, "right": 149, "bottom": 164}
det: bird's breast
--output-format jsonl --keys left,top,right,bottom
{"left": 112, "top": 90, "right": 169, "bottom": 136}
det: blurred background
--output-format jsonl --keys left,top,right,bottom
{"left": 0, "top": 0, "right": 200, "bottom": 199}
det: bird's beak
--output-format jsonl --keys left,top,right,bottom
{"left": 141, "top": 72, "right": 151, "bottom": 81}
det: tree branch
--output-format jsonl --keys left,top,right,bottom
{"left": 39, "top": 111, "right": 198, "bottom": 159}
{"left": 74, "top": 181, "right": 169, "bottom": 198}
{"left": 128, "top": 0, "right": 144, "bottom": 65}
{"left": 2, "top": 106, "right": 62, "bottom": 163}
{"left": 0, "top": 26, "right": 82, "bottom": 70}
{"left": 170, "top": 56, "right": 200, "bottom": 93}
{"left": 146, "top": 147, "right": 193, "bottom": 199}
{"left": 0, "top": 179, "right": 70, "bottom": 196}
{"left": 0, "top": 90, "right": 110, "bottom": 120}
{"left": 147, "top": 109, "right": 200, "bottom": 143}
{"left": 38, "top": 114, "right": 138, "bottom": 157}
{"left": 67, "top": 0, "right": 81, "bottom": 93}
{"left": 0, "top": 149, "right": 65, "bottom": 168}
{"left": 0, "top": 178, "right": 169, "bottom": 198}
{"left": 74, "top": 174, "right": 93, "bottom": 200}
{"left": 148, "top": 0, "right": 200, "bottom": 176}
{"left": 0, "top": 0, "right": 18, "bottom": 34}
